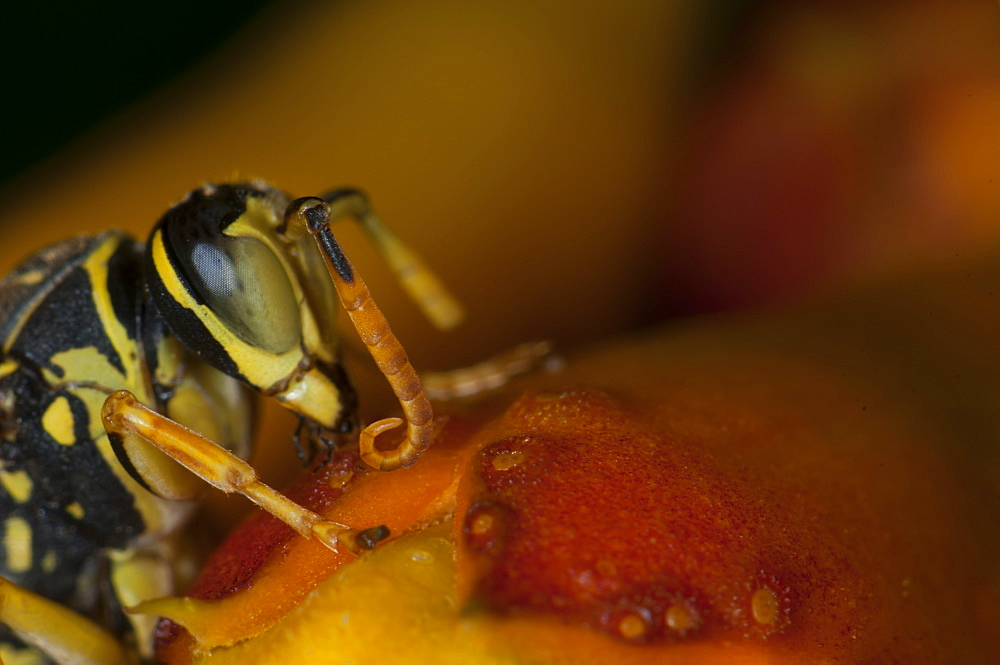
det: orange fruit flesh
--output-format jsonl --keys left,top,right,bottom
{"left": 152, "top": 256, "right": 1000, "bottom": 664}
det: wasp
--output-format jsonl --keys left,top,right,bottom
{"left": 0, "top": 181, "right": 463, "bottom": 664}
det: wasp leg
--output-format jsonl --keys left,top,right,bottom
{"left": 101, "top": 390, "right": 385, "bottom": 555}
{"left": 0, "top": 577, "right": 127, "bottom": 665}
{"left": 421, "top": 341, "right": 560, "bottom": 400}
{"left": 285, "top": 197, "right": 446, "bottom": 471}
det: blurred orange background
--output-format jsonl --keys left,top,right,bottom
{"left": 662, "top": 0, "right": 1000, "bottom": 313}
{"left": 4, "top": 0, "right": 998, "bottom": 334}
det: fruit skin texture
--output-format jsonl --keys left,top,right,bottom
{"left": 154, "top": 257, "right": 1000, "bottom": 664}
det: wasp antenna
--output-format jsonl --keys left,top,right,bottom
{"left": 289, "top": 198, "right": 436, "bottom": 470}
{"left": 315, "top": 190, "right": 465, "bottom": 330}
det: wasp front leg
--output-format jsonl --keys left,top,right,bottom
{"left": 100, "top": 390, "right": 386, "bottom": 555}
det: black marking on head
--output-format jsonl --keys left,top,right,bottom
{"left": 318, "top": 358, "right": 358, "bottom": 434}
{"left": 174, "top": 183, "right": 265, "bottom": 232}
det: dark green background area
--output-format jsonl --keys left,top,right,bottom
{"left": 0, "top": 1, "right": 275, "bottom": 187}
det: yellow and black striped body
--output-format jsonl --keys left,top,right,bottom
{"left": 0, "top": 181, "right": 446, "bottom": 663}
{"left": 0, "top": 231, "right": 252, "bottom": 654}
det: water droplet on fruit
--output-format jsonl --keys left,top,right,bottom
{"left": 617, "top": 612, "right": 648, "bottom": 640}
{"left": 751, "top": 587, "right": 780, "bottom": 625}
{"left": 491, "top": 450, "right": 526, "bottom": 471}
{"left": 464, "top": 502, "right": 509, "bottom": 552}
{"left": 469, "top": 510, "right": 495, "bottom": 536}
{"left": 410, "top": 549, "right": 433, "bottom": 563}
{"left": 665, "top": 602, "right": 699, "bottom": 633}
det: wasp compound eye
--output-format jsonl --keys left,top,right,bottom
{"left": 148, "top": 184, "right": 304, "bottom": 365}
{"left": 177, "top": 235, "right": 300, "bottom": 354}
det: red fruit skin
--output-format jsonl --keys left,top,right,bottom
{"left": 460, "top": 389, "right": 807, "bottom": 642}
{"left": 451, "top": 258, "right": 1000, "bottom": 663}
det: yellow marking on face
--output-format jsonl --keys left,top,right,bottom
{"left": 4, "top": 517, "right": 32, "bottom": 573}
{"left": 275, "top": 366, "right": 344, "bottom": 429}
{"left": 42, "top": 395, "right": 76, "bottom": 446}
{"left": 224, "top": 196, "right": 283, "bottom": 243}
{"left": 0, "top": 469, "right": 33, "bottom": 503}
{"left": 41, "top": 550, "right": 57, "bottom": 574}
{"left": 66, "top": 502, "right": 85, "bottom": 520}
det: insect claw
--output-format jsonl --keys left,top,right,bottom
{"left": 355, "top": 524, "right": 391, "bottom": 549}
{"left": 315, "top": 523, "right": 390, "bottom": 555}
